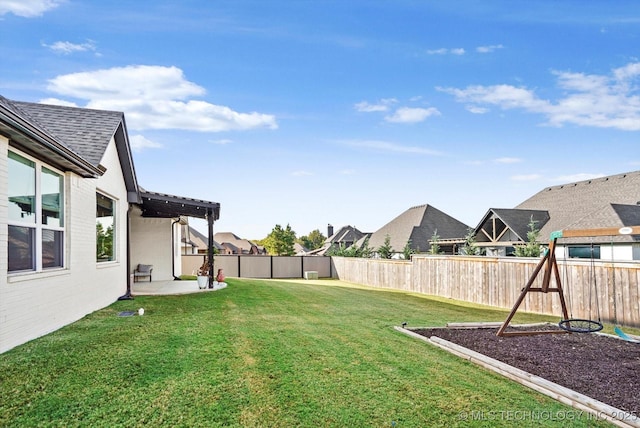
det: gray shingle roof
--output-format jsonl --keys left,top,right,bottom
{"left": 367, "top": 204, "right": 470, "bottom": 252}
{"left": 326, "top": 225, "right": 365, "bottom": 245}
{"left": 515, "top": 171, "right": 640, "bottom": 243}
{"left": 12, "top": 101, "right": 124, "bottom": 168}
{"left": 0, "top": 96, "right": 103, "bottom": 177}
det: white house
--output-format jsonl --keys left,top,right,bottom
{"left": 0, "top": 96, "right": 220, "bottom": 353}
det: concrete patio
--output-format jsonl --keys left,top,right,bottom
{"left": 131, "top": 279, "right": 226, "bottom": 296}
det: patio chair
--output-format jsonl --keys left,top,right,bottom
{"left": 133, "top": 264, "right": 153, "bottom": 282}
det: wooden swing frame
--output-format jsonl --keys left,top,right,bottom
{"left": 496, "top": 225, "right": 640, "bottom": 337}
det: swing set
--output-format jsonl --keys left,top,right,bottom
{"left": 496, "top": 225, "right": 640, "bottom": 339}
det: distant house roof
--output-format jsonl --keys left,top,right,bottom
{"left": 214, "top": 232, "right": 261, "bottom": 254}
{"left": 367, "top": 204, "right": 470, "bottom": 253}
{"left": 182, "top": 226, "right": 223, "bottom": 251}
{"left": 326, "top": 225, "right": 366, "bottom": 245}
{"left": 515, "top": 171, "right": 640, "bottom": 243}
{"left": 294, "top": 242, "right": 309, "bottom": 255}
{"left": 474, "top": 208, "right": 550, "bottom": 246}
{"left": 308, "top": 225, "right": 366, "bottom": 256}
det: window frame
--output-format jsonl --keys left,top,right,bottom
{"left": 96, "top": 191, "right": 117, "bottom": 263}
{"left": 8, "top": 149, "right": 66, "bottom": 273}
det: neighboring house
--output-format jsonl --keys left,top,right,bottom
{"left": 218, "top": 242, "right": 240, "bottom": 255}
{"left": 294, "top": 242, "right": 309, "bottom": 255}
{"left": 181, "top": 225, "right": 222, "bottom": 255}
{"left": 474, "top": 171, "right": 640, "bottom": 260}
{"left": 214, "top": 232, "right": 264, "bottom": 254}
{"left": 309, "top": 224, "right": 367, "bottom": 256}
{"left": 1, "top": 96, "right": 220, "bottom": 353}
{"left": 367, "top": 204, "right": 470, "bottom": 256}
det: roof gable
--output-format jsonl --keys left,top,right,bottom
{"left": 12, "top": 101, "right": 123, "bottom": 167}
{"left": 368, "top": 204, "right": 470, "bottom": 252}
{"left": 475, "top": 208, "right": 550, "bottom": 243}
{"left": 326, "top": 225, "right": 365, "bottom": 244}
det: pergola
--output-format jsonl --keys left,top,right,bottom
{"left": 122, "top": 190, "right": 221, "bottom": 297}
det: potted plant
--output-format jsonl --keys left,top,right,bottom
{"left": 196, "top": 257, "right": 212, "bottom": 289}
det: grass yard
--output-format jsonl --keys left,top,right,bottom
{"left": 0, "top": 279, "right": 612, "bottom": 427}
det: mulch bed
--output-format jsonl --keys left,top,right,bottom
{"left": 412, "top": 325, "right": 640, "bottom": 415}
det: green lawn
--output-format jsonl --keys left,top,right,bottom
{"left": 0, "top": 279, "right": 612, "bottom": 427}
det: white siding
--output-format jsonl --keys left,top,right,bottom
{"left": 0, "top": 137, "right": 129, "bottom": 353}
{"left": 130, "top": 207, "right": 176, "bottom": 281}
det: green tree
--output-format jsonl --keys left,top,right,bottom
{"left": 459, "top": 228, "right": 482, "bottom": 256}
{"left": 428, "top": 230, "right": 441, "bottom": 255}
{"left": 377, "top": 234, "right": 394, "bottom": 259}
{"left": 514, "top": 216, "right": 542, "bottom": 257}
{"left": 298, "top": 229, "right": 326, "bottom": 250}
{"left": 359, "top": 237, "right": 374, "bottom": 258}
{"left": 263, "top": 224, "right": 296, "bottom": 256}
{"left": 402, "top": 239, "right": 415, "bottom": 260}
{"left": 328, "top": 237, "right": 374, "bottom": 258}
{"left": 96, "top": 223, "right": 114, "bottom": 261}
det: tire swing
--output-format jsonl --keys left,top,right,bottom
{"left": 558, "top": 241, "right": 603, "bottom": 333}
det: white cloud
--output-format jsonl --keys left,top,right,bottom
{"left": 494, "top": 157, "right": 522, "bottom": 164}
{"left": 46, "top": 65, "right": 277, "bottom": 132}
{"left": 38, "top": 97, "right": 77, "bottom": 107}
{"left": 440, "top": 62, "right": 640, "bottom": 131}
{"left": 129, "top": 135, "right": 162, "bottom": 152}
{"left": 465, "top": 105, "right": 489, "bottom": 114}
{"left": 385, "top": 106, "right": 440, "bottom": 123}
{"left": 427, "top": 48, "right": 465, "bottom": 55}
{"left": 426, "top": 48, "right": 448, "bottom": 55}
{"left": 43, "top": 40, "right": 96, "bottom": 55}
{"left": 511, "top": 174, "right": 542, "bottom": 181}
{"left": 476, "top": 44, "right": 504, "bottom": 53}
{"left": 345, "top": 140, "right": 442, "bottom": 156}
{"left": 354, "top": 98, "right": 397, "bottom": 112}
{"left": 210, "top": 139, "right": 233, "bottom": 145}
{"left": 340, "top": 169, "right": 356, "bottom": 175}
{"left": 0, "top": 0, "right": 64, "bottom": 17}
{"left": 291, "top": 170, "right": 313, "bottom": 176}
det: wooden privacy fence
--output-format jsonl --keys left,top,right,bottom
{"left": 332, "top": 255, "right": 640, "bottom": 328}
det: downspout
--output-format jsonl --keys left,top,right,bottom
{"left": 118, "top": 205, "right": 134, "bottom": 300}
{"left": 207, "top": 208, "right": 214, "bottom": 288}
{"left": 171, "top": 218, "right": 181, "bottom": 280}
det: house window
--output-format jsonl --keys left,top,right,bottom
{"left": 8, "top": 151, "right": 65, "bottom": 272}
{"left": 568, "top": 245, "right": 600, "bottom": 259}
{"left": 96, "top": 193, "right": 116, "bottom": 262}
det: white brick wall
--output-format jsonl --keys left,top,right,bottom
{"left": 130, "top": 207, "right": 176, "bottom": 280}
{"left": 1, "top": 137, "right": 129, "bottom": 353}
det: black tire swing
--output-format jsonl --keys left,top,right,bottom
{"left": 558, "top": 241, "right": 603, "bottom": 333}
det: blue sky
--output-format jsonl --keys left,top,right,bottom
{"left": 2, "top": 1, "right": 640, "bottom": 239}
